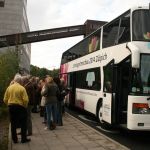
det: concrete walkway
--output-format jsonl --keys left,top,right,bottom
{"left": 10, "top": 113, "right": 129, "bottom": 150}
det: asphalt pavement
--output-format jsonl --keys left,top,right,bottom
{"left": 9, "top": 112, "right": 129, "bottom": 150}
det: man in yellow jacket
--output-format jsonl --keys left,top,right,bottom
{"left": 3, "top": 74, "right": 31, "bottom": 143}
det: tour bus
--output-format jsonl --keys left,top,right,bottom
{"left": 60, "top": 5, "right": 150, "bottom": 130}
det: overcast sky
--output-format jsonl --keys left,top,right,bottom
{"left": 27, "top": 0, "right": 149, "bottom": 70}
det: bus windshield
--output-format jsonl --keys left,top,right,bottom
{"left": 131, "top": 54, "right": 150, "bottom": 94}
{"left": 132, "top": 9, "right": 150, "bottom": 41}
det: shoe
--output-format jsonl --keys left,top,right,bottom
{"left": 42, "top": 121, "right": 46, "bottom": 124}
{"left": 44, "top": 127, "right": 48, "bottom": 130}
{"left": 50, "top": 123, "right": 56, "bottom": 130}
{"left": 21, "top": 138, "right": 31, "bottom": 143}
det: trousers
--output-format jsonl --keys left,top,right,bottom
{"left": 9, "top": 105, "right": 27, "bottom": 142}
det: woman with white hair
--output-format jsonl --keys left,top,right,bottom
{"left": 3, "top": 74, "right": 31, "bottom": 143}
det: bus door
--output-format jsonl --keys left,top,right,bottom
{"left": 102, "top": 58, "right": 131, "bottom": 125}
{"left": 68, "top": 72, "right": 76, "bottom": 107}
{"left": 103, "top": 60, "right": 115, "bottom": 124}
{"left": 115, "top": 58, "right": 131, "bottom": 124}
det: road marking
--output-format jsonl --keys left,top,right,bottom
{"left": 78, "top": 115, "right": 97, "bottom": 123}
{"left": 96, "top": 126, "right": 120, "bottom": 134}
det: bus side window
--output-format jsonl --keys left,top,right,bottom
{"left": 102, "top": 19, "right": 120, "bottom": 48}
{"left": 86, "top": 72, "right": 95, "bottom": 88}
{"left": 104, "top": 81, "right": 112, "bottom": 92}
{"left": 103, "top": 61, "right": 113, "bottom": 93}
{"left": 88, "top": 29, "right": 101, "bottom": 53}
{"left": 118, "top": 17, "right": 130, "bottom": 44}
{"left": 88, "top": 36, "right": 100, "bottom": 53}
{"left": 92, "top": 80, "right": 101, "bottom": 90}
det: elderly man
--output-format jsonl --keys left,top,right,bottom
{"left": 3, "top": 74, "right": 31, "bottom": 143}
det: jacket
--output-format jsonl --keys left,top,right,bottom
{"left": 3, "top": 82, "right": 29, "bottom": 108}
{"left": 24, "top": 81, "right": 35, "bottom": 105}
{"left": 41, "top": 83, "right": 59, "bottom": 105}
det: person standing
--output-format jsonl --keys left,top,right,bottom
{"left": 3, "top": 74, "right": 31, "bottom": 143}
{"left": 53, "top": 77, "right": 64, "bottom": 126}
{"left": 30, "top": 76, "right": 40, "bottom": 113}
{"left": 60, "top": 78, "right": 67, "bottom": 115}
{"left": 41, "top": 76, "right": 59, "bottom": 130}
{"left": 22, "top": 75, "right": 35, "bottom": 136}
{"left": 39, "top": 78, "right": 47, "bottom": 124}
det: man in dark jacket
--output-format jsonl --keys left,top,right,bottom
{"left": 22, "top": 76, "right": 35, "bottom": 136}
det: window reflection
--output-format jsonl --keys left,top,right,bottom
{"left": 76, "top": 67, "right": 101, "bottom": 91}
{"left": 131, "top": 54, "right": 150, "bottom": 94}
{"left": 132, "top": 10, "right": 150, "bottom": 41}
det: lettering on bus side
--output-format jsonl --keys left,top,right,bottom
{"left": 73, "top": 53, "right": 107, "bottom": 68}
{"left": 95, "top": 53, "right": 107, "bottom": 63}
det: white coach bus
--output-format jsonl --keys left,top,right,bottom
{"left": 60, "top": 5, "right": 150, "bottom": 130}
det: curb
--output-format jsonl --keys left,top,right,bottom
{"left": 66, "top": 112, "right": 130, "bottom": 150}
{"left": 8, "top": 123, "right": 12, "bottom": 150}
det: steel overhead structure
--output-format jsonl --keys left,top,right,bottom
{"left": 0, "top": 20, "right": 107, "bottom": 48}
{"left": 0, "top": 25, "right": 85, "bottom": 48}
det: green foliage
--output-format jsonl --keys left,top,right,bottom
{"left": 0, "top": 104, "right": 9, "bottom": 150}
{"left": 0, "top": 104, "right": 8, "bottom": 120}
{"left": 51, "top": 68, "right": 60, "bottom": 77}
{"left": 30, "top": 64, "right": 60, "bottom": 78}
{"left": 0, "top": 50, "right": 19, "bottom": 100}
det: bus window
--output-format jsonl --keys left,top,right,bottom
{"left": 103, "top": 62, "right": 113, "bottom": 93}
{"left": 131, "top": 69, "right": 143, "bottom": 93}
{"left": 86, "top": 72, "right": 95, "bottom": 87}
{"left": 131, "top": 54, "right": 150, "bottom": 94}
{"left": 88, "top": 29, "right": 101, "bottom": 53}
{"left": 132, "top": 10, "right": 150, "bottom": 41}
{"left": 118, "top": 12, "right": 130, "bottom": 44}
{"left": 102, "top": 19, "right": 120, "bottom": 48}
{"left": 76, "top": 67, "right": 101, "bottom": 91}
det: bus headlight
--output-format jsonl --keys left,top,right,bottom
{"left": 132, "top": 103, "right": 150, "bottom": 114}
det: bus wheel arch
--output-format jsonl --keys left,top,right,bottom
{"left": 97, "top": 99, "right": 109, "bottom": 128}
{"left": 96, "top": 99, "right": 113, "bottom": 129}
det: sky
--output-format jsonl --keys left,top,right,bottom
{"left": 27, "top": 0, "right": 149, "bottom": 70}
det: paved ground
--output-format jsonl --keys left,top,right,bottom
{"left": 10, "top": 113, "right": 129, "bottom": 150}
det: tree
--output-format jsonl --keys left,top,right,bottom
{"left": 30, "top": 65, "right": 60, "bottom": 78}
{"left": 0, "top": 49, "right": 19, "bottom": 101}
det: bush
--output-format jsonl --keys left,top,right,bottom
{"left": 0, "top": 49, "right": 19, "bottom": 101}
{"left": 0, "top": 104, "right": 9, "bottom": 150}
{"left": 0, "top": 104, "right": 8, "bottom": 120}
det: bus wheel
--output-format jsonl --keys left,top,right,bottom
{"left": 98, "top": 104, "right": 104, "bottom": 125}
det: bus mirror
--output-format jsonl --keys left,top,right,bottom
{"left": 132, "top": 50, "right": 140, "bottom": 68}
{"left": 127, "top": 43, "right": 140, "bottom": 68}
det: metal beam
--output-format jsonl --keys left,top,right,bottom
{"left": 0, "top": 25, "right": 86, "bottom": 48}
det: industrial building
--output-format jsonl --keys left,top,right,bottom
{"left": 0, "top": 0, "right": 31, "bottom": 74}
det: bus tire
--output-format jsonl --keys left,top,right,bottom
{"left": 97, "top": 103, "right": 104, "bottom": 124}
